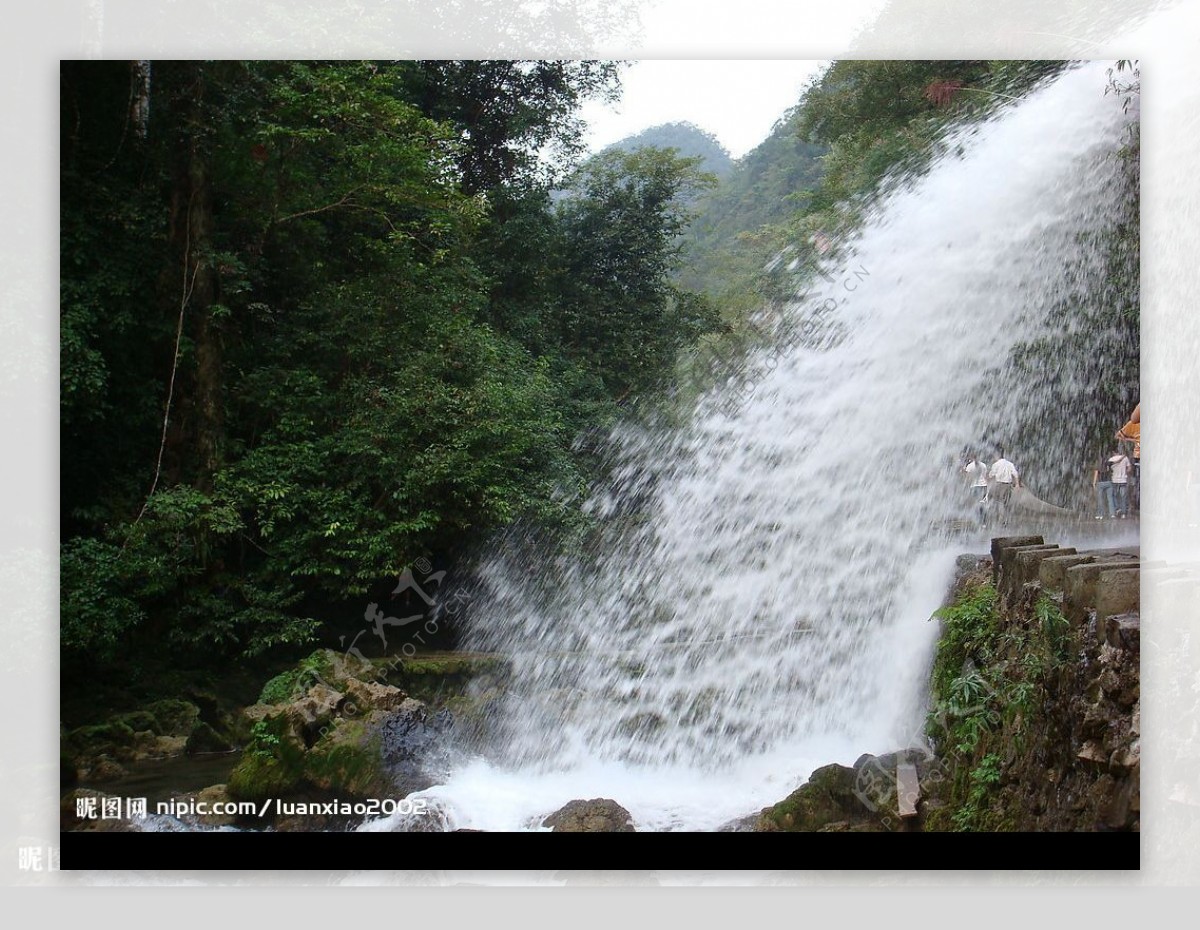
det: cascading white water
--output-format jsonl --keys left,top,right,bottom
{"left": 368, "top": 61, "right": 1137, "bottom": 832}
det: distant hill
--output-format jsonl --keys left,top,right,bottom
{"left": 677, "top": 108, "right": 828, "bottom": 297}
{"left": 593, "top": 114, "right": 827, "bottom": 300}
{"left": 600, "top": 121, "right": 735, "bottom": 180}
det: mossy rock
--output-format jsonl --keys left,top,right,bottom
{"left": 304, "top": 714, "right": 393, "bottom": 800}
{"left": 65, "top": 720, "right": 136, "bottom": 756}
{"left": 186, "top": 722, "right": 234, "bottom": 755}
{"left": 186, "top": 784, "right": 240, "bottom": 828}
{"left": 111, "top": 710, "right": 158, "bottom": 734}
{"left": 382, "top": 654, "right": 510, "bottom": 704}
{"left": 85, "top": 754, "right": 129, "bottom": 782}
{"left": 756, "top": 763, "right": 889, "bottom": 832}
{"left": 226, "top": 709, "right": 308, "bottom": 804}
{"left": 67, "top": 701, "right": 205, "bottom": 762}
{"left": 227, "top": 751, "right": 302, "bottom": 803}
{"left": 258, "top": 669, "right": 304, "bottom": 706}
{"left": 256, "top": 649, "right": 378, "bottom": 705}
{"left": 145, "top": 699, "right": 201, "bottom": 737}
{"left": 185, "top": 689, "right": 224, "bottom": 723}
{"left": 393, "top": 656, "right": 471, "bottom": 677}
{"left": 129, "top": 732, "right": 188, "bottom": 762}
{"left": 442, "top": 688, "right": 503, "bottom": 745}
{"left": 61, "top": 789, "right": 138, "bottom": 832}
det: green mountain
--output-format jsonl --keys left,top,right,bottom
{"left": 598, "top": 114, "right": 826, "bottom": 301}
{"left": 676, "top": 108, "right": 827, "bottom": 298}
{"left": 600, "top": 121, "right": 734, "bottom": 180}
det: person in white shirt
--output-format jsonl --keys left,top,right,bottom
{"left": 963, "top": 452, "right": 989, "bottom": 528}
{"left": 1108, "top": 447, "right": 1132, "bottom": 518}
{"left": 988, "top": 447, "right": 1021, "bottom": 523}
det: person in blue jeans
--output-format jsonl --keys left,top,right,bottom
{"left": 1108, "top": 447, "right": 1133, "bottom": 517}
{"left": 1092, "top": 453, "right": 1114, "bottom": 519}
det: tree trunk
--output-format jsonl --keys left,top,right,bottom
{"left": 131, "top": 60, "right": 151, "bottom": 139}
{"left": 160, "top": 62, "right": 223, "bottom": 493}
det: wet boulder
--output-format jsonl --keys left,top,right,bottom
{"left": 542, "top": 798, "right": 636, "bottom": 832}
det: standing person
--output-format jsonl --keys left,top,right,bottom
{"left": 1108, "top": 446, "right": 1133, "bottom": 518}
{"left": 963, "top": 451, "right": 990, "bottom": 529}
{"left": 1092, "top": 451, "right": 1115, "bottom": 519}
{"left": 1116, "top": 402, "right": 1140, "bottom": 514}
{"left": 988, "top": 447, "right": 1021, "bottom": 525}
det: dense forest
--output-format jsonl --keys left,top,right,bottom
{"left": 61, "top": 61, "right": 719, "bottom": 685}
{"left": 61, "top": 59, "right": 1138, "bottom": 715}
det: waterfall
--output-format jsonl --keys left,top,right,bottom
{"left": 369, "top": 61, "right": 1137, "bottom": 832}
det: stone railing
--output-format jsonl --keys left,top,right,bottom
{"left": 991, "top": 534, "right": 1140, "bottom": 632}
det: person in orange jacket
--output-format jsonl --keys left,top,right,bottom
{"left": 1116, "top": 402, "right": 1140, "bottom": 513}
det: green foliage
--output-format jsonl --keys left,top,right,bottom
{"left": 61, "top": 66, "right": 170, "bottom": 527}
{"left": 947, "top": 666, "right": 990, "bottom": 717}
{"left": 951, "top": 753, "right": 1005, "bottom": 831}
{"left": 248, "top": 719, "right": 282, "bottom": 758}
{"left": 1035, "top": 594, "right": 1071, "bottom": 662}
{"left": 60, "top": 536, "right": 148, "bottom": 658}
{"left": 555, "top": 146, "right": 720, "bottom": 398}
{"left": 668, "top": 61, "right": 1077, "bottom": 420}
{"left": 796, "top": 60, "right": 1067, "bottom": 214}
{"left": 930, "top": 582, "right": 1001, "bottom": 697}
{"left": 926, "top": 575, "right": 1083, "bottom": 830}
{"left": 257, "top": 650, "right": 335, "bottom": 705}
{"left": 257, "top": 673, "right": 299, "bottom": 707}
{"left": 62, "top": 60, "right": 718, "bottom": 682}
{"left": 674, "top": 108, "right": 827, "bottom": 299}
{"left": 926, "top": 583, "right": 1006, "bottom": 810}
{"left": 401, "top": 60, "right": 623, "bottom": 193}
{"left": 1106, "top": 60, "right": 1140, "bottom": 115}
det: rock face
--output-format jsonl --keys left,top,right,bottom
{"left": 919, "top": 539, "right": 1141, "bottom": 831}
{"left": 542, "top": 798, "right": 636, "bottom": 832}
{"left": 225, "top": 650, "right": 450, "bottom": 828}
{"left": 995, "top": 538, "right": 1139, "bottom": 831}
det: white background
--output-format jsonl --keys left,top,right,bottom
{"left": 4, "top": 0, "right": 1198, "bottom": 916}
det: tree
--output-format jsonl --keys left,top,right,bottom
{"left": 796, "top": 60, "right": 1067, "bottom": 214}
{"left": 59, "top": 61, "right": 726, "bottom": 677}
{"left": 401, "top": 60, "right": 623, "bottom": 193}
{"left": 554, "top": 147, "right": 719, "bottom": 399}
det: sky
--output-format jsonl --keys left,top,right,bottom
{"left": 580, "top": 60, "right": 828, "bottom": 159}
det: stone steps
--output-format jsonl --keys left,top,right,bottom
{"left": 991, "top": 534, "right": 1143, "bottom": 634}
